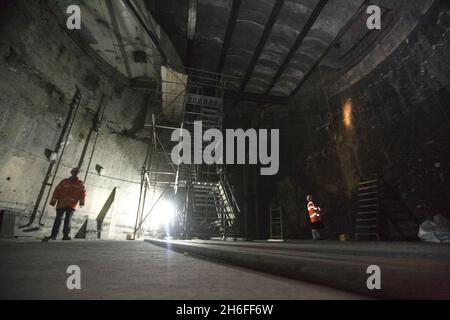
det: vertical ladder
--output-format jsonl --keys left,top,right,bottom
{"left": 19, "top": 88, "right": 82, "bottom": 231}
{"left": 354, "top": 177, "right": 421, "bottom": 241}
{"left": 355, "top": 179, "right": 380, "bottom": 241}
{"left": 270, "top": 207, "right": 283, "bottom": 240}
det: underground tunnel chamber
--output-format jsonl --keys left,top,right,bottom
{"left": 0, "top": 0, "right": 449, "bottom": 301}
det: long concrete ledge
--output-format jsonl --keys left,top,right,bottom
{"left": 145, "top": 239, "right": 450, "bottom": 299}
{"left": 174, "top": 239, "right": 450, "bottom": 258}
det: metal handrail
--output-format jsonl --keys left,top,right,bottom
{"left": 218, "top": 167, "right": 241, "bottom": 214}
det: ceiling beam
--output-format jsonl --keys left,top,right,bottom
{"left": 239, "top": 0, "right": 286, "bottom": 91}
{"left": 216, "top": 0, "right": 243, "bottom": 74}
{"left": 224, "top": 90, "right": 291, "bottom": 105}
{"left": 106, "top": 0, "right": 132, "bottom": 78}
{"left": 187, "top": 39, "right": 194, "bottom": 68}
{"left": 186, "top": 0, "right": 198, "bottom": 67}
{"left": 265, "top": 0, "right": 328, "bottom": 94}
{"left": 290, "top": 0, "right": 370, "bottom": 96}
{"left": 187, "top": 0, "right": 198, "bottom": 41}
{"left": 129, "top": 80, "right": 290, "bottom": 105}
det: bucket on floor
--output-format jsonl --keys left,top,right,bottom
{"left": 339, "top": 234, "right": 348, "bottom": 241}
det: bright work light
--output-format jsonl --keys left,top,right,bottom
{"left": 149, "top": 201, "right": 175, "bottom": 231}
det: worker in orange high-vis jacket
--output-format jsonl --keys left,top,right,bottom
{"left": 42, "top": 168, "right": 86, "bottom": 242}
{"left": 306, "top": 195, "right": 324, "bottom": 240}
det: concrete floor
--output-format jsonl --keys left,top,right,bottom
{"left": 147, "top": 239, "right": 450, "bottom": 299}
{"left": 0, "top": 239, "right": 365, "bottom": 300}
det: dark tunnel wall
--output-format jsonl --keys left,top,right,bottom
{"left": 227, "top": 1, "right": 450, "bottom": 240}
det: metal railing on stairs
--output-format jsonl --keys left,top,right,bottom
{"left": 172, "top": 69, "right": 239, "bottom": 240}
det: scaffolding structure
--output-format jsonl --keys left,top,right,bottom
{"left": 132, "top": 67, "right": 240, "bottom": 240}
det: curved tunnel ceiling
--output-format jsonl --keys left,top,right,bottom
{"left": 51, "top": 0, "right": 437, "bottom": 102}
{"left": 268, "top": 0, "right": 364, "bottom": 96}
{"left": 243, "top": 0, "right": 319, "bottom": 94}
{"left": 190, "top": 0, "right": 365, "bottom": 97}
{"left": 221, "top": 0, "right": 277, "bottom": 87}
{"left": 191, "top": 0, "right": 233, "bottom": 72}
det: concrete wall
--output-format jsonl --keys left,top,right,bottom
{"left": 0, "top": 1, "right": 157, "bottom": 239}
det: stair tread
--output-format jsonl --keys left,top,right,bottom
{"left": 358, "top": 186, "right": 377, "bottom": 192}
{"left": 358, "top": 198, "right": 378, "bottom": 202}
{"left": 358, "top": 179, "right": 378, "bottom": 185}
{"left": 357, "top": 210, "right": 377, "bottom": 214}
{"left": 358, "top": 191, "right": 378, "bottom": 197}
{"left": 359, "top": 204, "right": 378, "bottom": 208}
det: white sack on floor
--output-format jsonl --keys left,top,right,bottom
{"left": 418, "top": 214, "right": 450, "bottom": 243}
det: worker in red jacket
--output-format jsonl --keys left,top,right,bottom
{"left": 42, "top": 168, "right": 86, "bottom": 242}
{"left": 307, "top": 195, "right": 324, "bottom": 240}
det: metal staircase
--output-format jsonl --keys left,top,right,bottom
{"left": 131, "top": 67, "right": 239, "bottom": 240}
{"left": 354, "top": 177, "right": 421, "bottom": 241}
{"left": 178, "top": 163, "right": 197, "bottom": 183}
{"left": 186, "top": 180, "right": 236, "bottom": 239}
